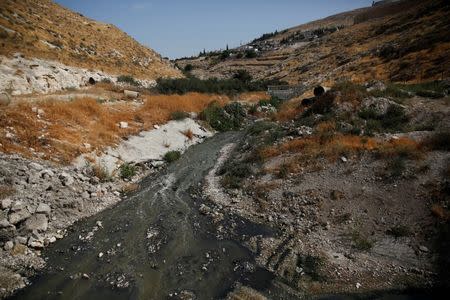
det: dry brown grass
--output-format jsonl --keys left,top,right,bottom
{"left": 259, "top": 134, "right": 421, "bottom": 169}
{"left": 121, "top": 183, "right": 139, "bottom": 194}
{"left": 0, "top": 93, "right": 228, "bottom": 164}
{"left": 237, "top": 91, "right": 270, "bottom": 103}
{"left": 181, "top": 129, "right": 194, "bottom": 140}
{"left": 275, "top": 99, "right": 304, "bottom": 121}
{"left": 0, "top": 185, "right": 16, "bottom": 200}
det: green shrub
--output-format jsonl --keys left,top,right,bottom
{"left": 386, "top": 225, "right": 411, "bottom": 238}
{"left": 233, "top": 69, "right": 252, "bottom": 82}
{"left": 171, "top": 111, "right": 190, "bottom": 120}
{"left": 245, "top": 49, "right": 257, "bottom": 58}
{"left": 164, "top": 151, "right": 181, "bottom": 163}
{"left": 258, "top": 97, "right": 282, "bottom": 109}
{"left": 183, "top": 64, "right": 193, "bottom": 72}
{"left": 220, "top": 162, "right": 252, "bottom": 189}
{"left": 381, "top": 105, "right": 408, "bottom": 131}
{"left": 199, "top": 101, "right": 245, "bottom": 132}
{"left": 117, "top": 75, "right": 139, "bottom": 86}
{"left": 120, "top": 163, "right": 136, "bottom": 180}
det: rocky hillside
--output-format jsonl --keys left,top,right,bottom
{"left": 0, "top": 0, "right": 182, "bottom": 94}
{"left": 176, "top": 0, "right": 449, "bottom": 86}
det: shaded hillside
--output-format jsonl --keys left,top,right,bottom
{"left": 176, "top": 0, "right": 449, "bottom": 86}
{"left": 0, "top": 0, "right": 182, "bottom": 80}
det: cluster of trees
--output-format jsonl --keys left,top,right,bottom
{"left": 155, "top": 70, "right": 286, "bottom": 96}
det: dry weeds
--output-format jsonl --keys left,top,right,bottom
{"left": 0, "top": 93, "right": 229, "bottom": 164}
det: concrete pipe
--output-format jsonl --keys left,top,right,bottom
{"left": 313, "top": 85, "right": 330, "bottom": 97}
{"left": 124, "top": 90, "right": 139, "bottom": 99}
{"left": 0, "top": 92, "right": 11, "bottom": 106}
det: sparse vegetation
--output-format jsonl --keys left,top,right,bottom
{"left": 199, "top": 101, "right": 245, "bottom": 132}
{"left": 0, "top": 185, "right": 16, "bottom": 200}
{"left": 164, "top": 150, "right": 181, "bottom": 163}
{"left": 155, "top": 76, "right": 283, "bottom": 96}
{"left": 117, "top": 75, "right": 139, "bottom": 86}
{"left": 351, "top": 230, "right": 374, "bottom": 251}
{"left": 92, "top": 164, "right": 111, "bottom": 182}
{"left": 181, "top": 128, "right": 194, "bottom": 140}
{"left": 119, "top": 163, "right": 137, "bottom": 180}
{"left": 171, "top": 111, "right": 190, "bottom": 120}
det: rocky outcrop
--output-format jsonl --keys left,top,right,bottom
{"left": 0, "top": 55, "right": 156, "bottom": 95}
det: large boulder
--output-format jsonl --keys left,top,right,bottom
{"left": 23, "top": 214, "right": 48, "bottom": 232}
{"left": 8, "top": 209, "right": 31, "bottom": 225}
{"left": 360, "top": 97, "right": 403, "bottom": 117}
{"left": 0, "top": 93, "right": 11, "bottom": 106}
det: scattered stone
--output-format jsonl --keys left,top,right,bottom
{"left": 153, "top": 124, "right": 160, "bottom": 129}
{"left": 10, "top": 201, "right": 25, "bottom": 212}
{"left": 35, "top": 203, "right": 51, "bottom": 215}
{"left": 0, "top": 219, "right": 11, "bottom": 228}
{"left": 4, "top": 241, "right": 14, "bottom": 251}
{"left": 28, "top": 237, "right": 44, "bottom": 249}
{"left": 82, "top": 273, "right": 90, "bottom": 280}
{"left": 119, "top": 121, "right": 129, "bottom": 129}
{"left": 8, "top": 209, "right": 31, "bottom": 225}
{"left": 98, "top": 252, "right": 104, "bottom": 258}
{"left": 419, "top": 245, "right": 429, "bottom": 253}
{"left": 356, "top": 282, "right": 362, "bottom": 289}
{"left": 340, "top": 156, "right": 348, "bottom": 163}
{"left": 24, "top": 214, "right": 48, "bottom": 232}
{"left": 59, "top": 172, "right": 74, "bottom": 186}
{"left": 1, "top": 199, "right": 12, "bottom": 209}
{"left": 15, "top": 236, "right": 27, "bottom": 245}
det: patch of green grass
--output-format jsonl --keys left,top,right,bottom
{"left": 170, "top": 111, "right": 190, "bottom": 121}
{"left": 164, "top": 150, "right": 181, "bottom": 163}
{"left": 117, "top": 75, "right": 139, "bottom": 86}
{"left": 258, "top": 97, "right": 282, "bottom": 109}
{"left": 119, "top": 163, "right": 137, "bottom": 180}
{"left": 199, "top": 101, "right": 245, "bottom": 132}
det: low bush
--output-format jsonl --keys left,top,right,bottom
{"left": 154, "top": 76, "right": 284, "bottom": 96}
{"left": 199, "top": 101, "right": 245, "bottom": 131}
{"left": 258, "top": 97, "right": 282, "bottom": 109}
{"left": 220, "top": 162, "right": 252, "bottom": 189}
{"left": 92, "top": 164, "right": 111, "bottom": 182}
{"left": 309, "top": 92, "right": 335, "bottom": 114}
{"left": 164, "top": 150, "right": 181, "bottom": 163}
{"left": 119, "top": 163, "right": 136, "bottom": 180}
{"left": 422, "top": 131, "right": 450, "bottom": 151}
{"left": 117, "top": 75, "right": 139, "bottom": 86}
{"left": 361, "top": 105, "right": 409, "bottom": 133}
{"left": 171, "top": 111, "right": 190, "bottom": 120}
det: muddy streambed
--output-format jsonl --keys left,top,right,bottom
{"left": 8, "top": 131, "right": 440, "bottom": 300}
{"left": 11, "top": 132, "right": 273, "bottom": 300}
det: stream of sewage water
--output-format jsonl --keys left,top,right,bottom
{"left": 10, "top": 131, "right": 441, "bottom": 300}
{"left": 11, "top": 132, "right": 275, "bottom": 300}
